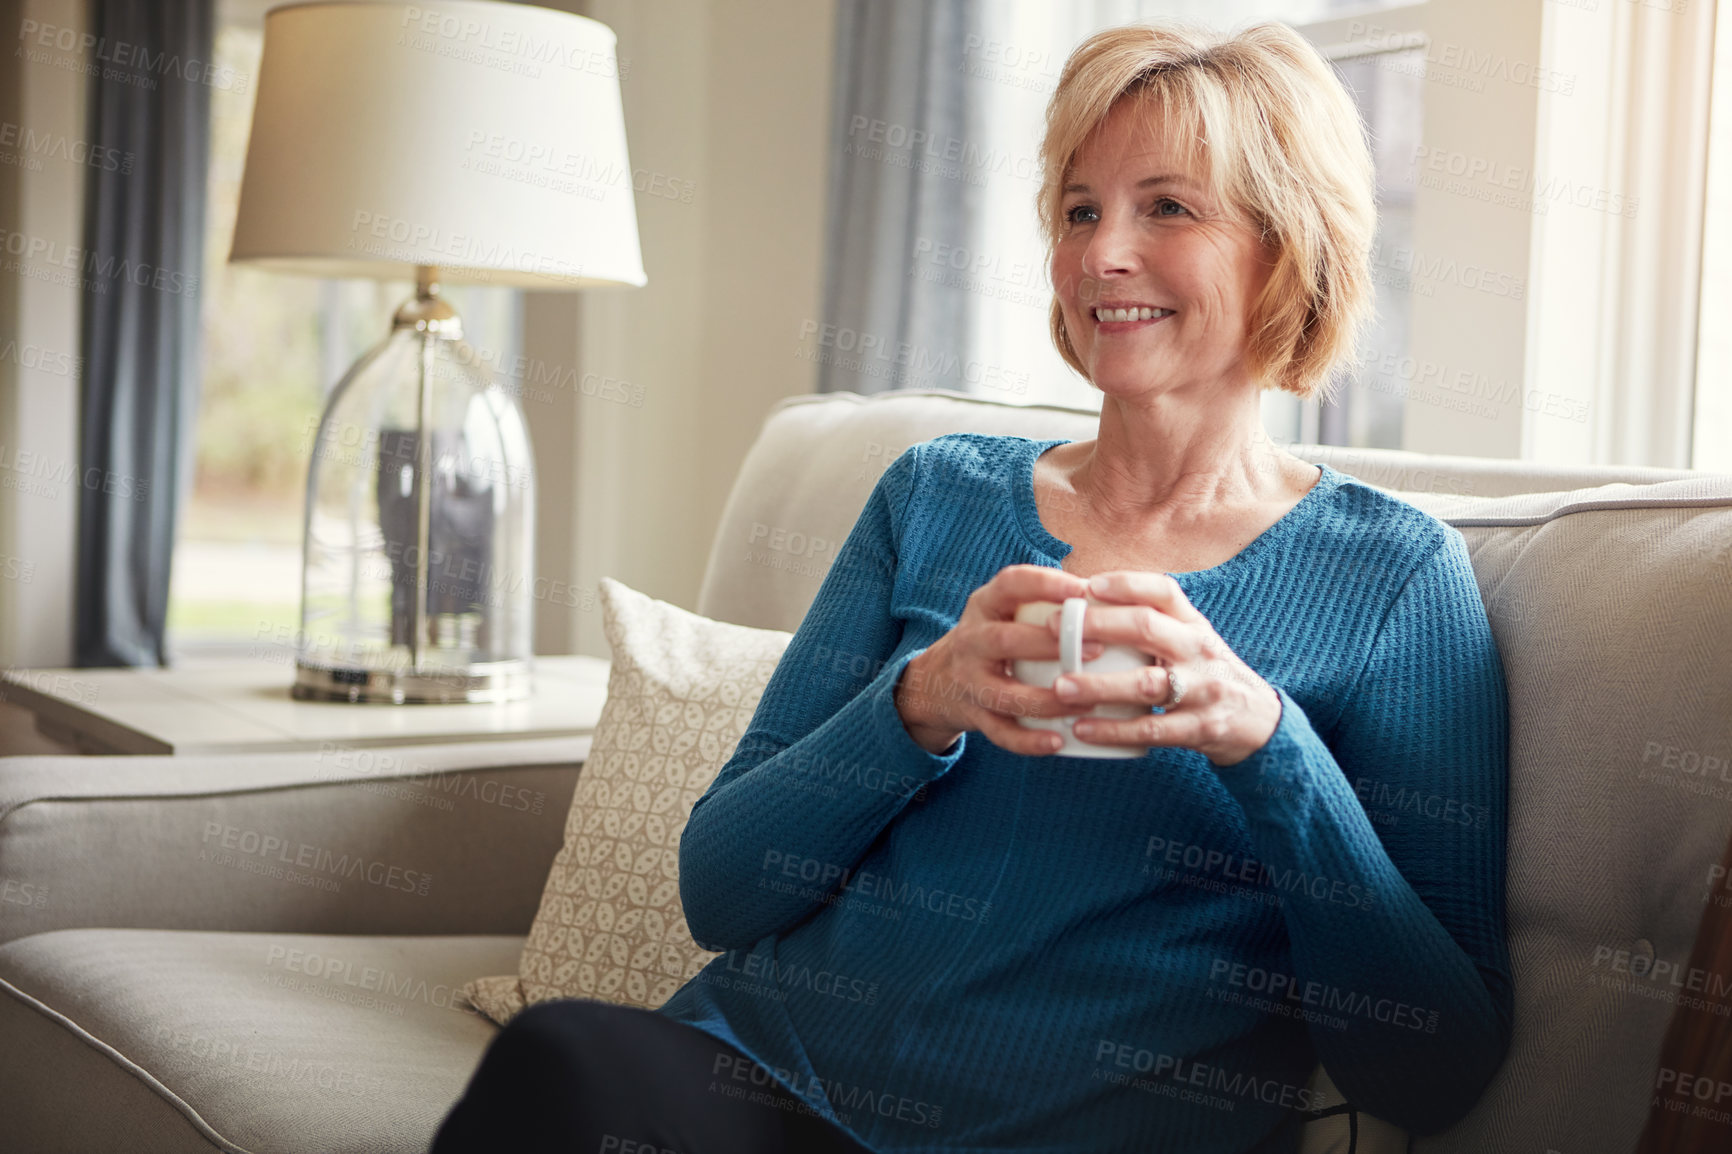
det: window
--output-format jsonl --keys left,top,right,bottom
{"left": 169, "top": 0, "right": 520, "bottom": 657}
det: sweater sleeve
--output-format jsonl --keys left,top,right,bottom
{"left": 1212, "top": 530, "right": 1513, "bottom": 1135}
{"left": 679, "top": 443, "right": 970, "bottom": 951}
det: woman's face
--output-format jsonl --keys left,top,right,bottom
{"left": 1053, "top": 99, "right": 1275, "bottom": 400}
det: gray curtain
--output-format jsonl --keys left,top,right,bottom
{"left": 818, "top": 0, "right": 987, "bottom": 395}
{"left": 75, "top": 0, "right": 212, "bottom": 666}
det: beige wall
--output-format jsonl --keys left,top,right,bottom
{"left": 0, "top": 0, "right": 86, "bottom": 668}
{"left": 527, "top": 0, "right": 835, "bottom": 657}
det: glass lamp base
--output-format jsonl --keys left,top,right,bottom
{"left": 291, "top": 658, "right": 533, "bottom": 704}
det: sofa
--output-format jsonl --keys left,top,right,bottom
{"left": 2, "top": 386, "right": 1729, "bottom": 1153}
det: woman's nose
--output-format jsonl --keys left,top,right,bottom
{"left": 1081, "top": 211, "right": 1141, "bottom": 282}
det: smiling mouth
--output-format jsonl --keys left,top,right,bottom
{"left": 1092, "top": 306, "right": 1176, "bottom": 323}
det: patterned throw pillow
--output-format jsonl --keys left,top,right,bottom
{"left": 461, "top": 576, "right": 793, "bottom": 1024}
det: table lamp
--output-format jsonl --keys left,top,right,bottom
{"left": 229, "top": 0, "right": 645, "bottom": 704}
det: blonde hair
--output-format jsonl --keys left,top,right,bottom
{"left": 1038, "top": 23, "right": 1376, "bottom": 400}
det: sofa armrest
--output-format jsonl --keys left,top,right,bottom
{"left": 0, "top": 736, "right": 585, "bottom": 946}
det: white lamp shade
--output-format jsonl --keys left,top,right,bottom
{"left": 231, "top": 0, "right": 645, "bottom": 289}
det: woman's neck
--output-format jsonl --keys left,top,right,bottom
{"left": 1071, "top": 386, "right": 1303, "bottom": 524}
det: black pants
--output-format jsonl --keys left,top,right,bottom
{"left": 432, "top": 999, "right": 877, "bottom": 1154}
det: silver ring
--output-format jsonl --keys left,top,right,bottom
{"left": 1165, "top": 667, "right": 1186, "bottom": 709}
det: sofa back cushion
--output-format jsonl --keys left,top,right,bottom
{"left": 697, "top": 388, "right": 1692, "bottom": 634}
{"left": 1398, "top": 482, "right": 1732, "bottom": 1152}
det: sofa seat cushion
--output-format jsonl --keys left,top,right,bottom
{"left": 0, "top": 929, "right": 513, "bottom": 1154}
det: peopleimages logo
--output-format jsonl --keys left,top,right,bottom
{"left": 199, "top": 822, "right": 432, "bottom": 896}
{"left": 0, "top": 121, "right": 133, "bottom": 173}
{"left": 264, "top": 945, "right": 459, "bottom": 1012}
{"left": 712, "top": 949, "right": 879, "bottom": 1005}
{"left": 17, "top": 19, "right": 250, "bottom": 92}
{"left": 398, "top": 6, "right": 629, "bottom": 79}
{"left": 711, "top": 1053, "right": 944, "bottom": 1130}
{"left": 0, "top": 226, "right": 198, "bottom": 298}
{"left": 843, "top": 115, "right": 1040, "bottom": 185}
{"left": 1207, "top": 959, "right": 1440, "bottom": 1033}
{"left": 1144, "top": 836, "right": 1377, "bottom": 910}
{"left": 761, "top": 850, "right": 991, "bottom": 923}
{"left": 1351, "top": 777, "right": 1488, "bottom": 828}
{"left": 0, "top": 877, "right": 47, "bottom": 909}
{"left": 796, "top": 320, "right": 1031, "bottom": 394}
{"left": 346, "top": 211, "right": 585, "bottom": 281}
{"left": 1093, "top": 1040, "right": 1324, "bottom": 1112}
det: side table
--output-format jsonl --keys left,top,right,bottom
{"left": 0, "top": 653, "right": 610, "bottom": 756}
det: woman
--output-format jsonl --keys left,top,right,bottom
{"left": 434, "top": 20, "right": 1512, "bottom": 1154}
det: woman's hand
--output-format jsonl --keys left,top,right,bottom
{"left": 895, "top": 564, "right": 1105, "bottom": 755}
{"left": 1053, "top": 570, "right": 1283, "bottom": 766}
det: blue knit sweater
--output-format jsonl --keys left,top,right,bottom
{"left": 660, "top": 433, "right": 1512, "bottom": 1154}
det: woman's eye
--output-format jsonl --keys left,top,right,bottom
{"left": 1155, "top": 198, "right": 1188, "bottom": 217}
{"left": 1065, "top": 204, "right": 1099, "bottom": 225}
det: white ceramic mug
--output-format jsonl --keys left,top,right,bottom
{"left": 1012, "top": 596, "right": 1156, "bottom": 759}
